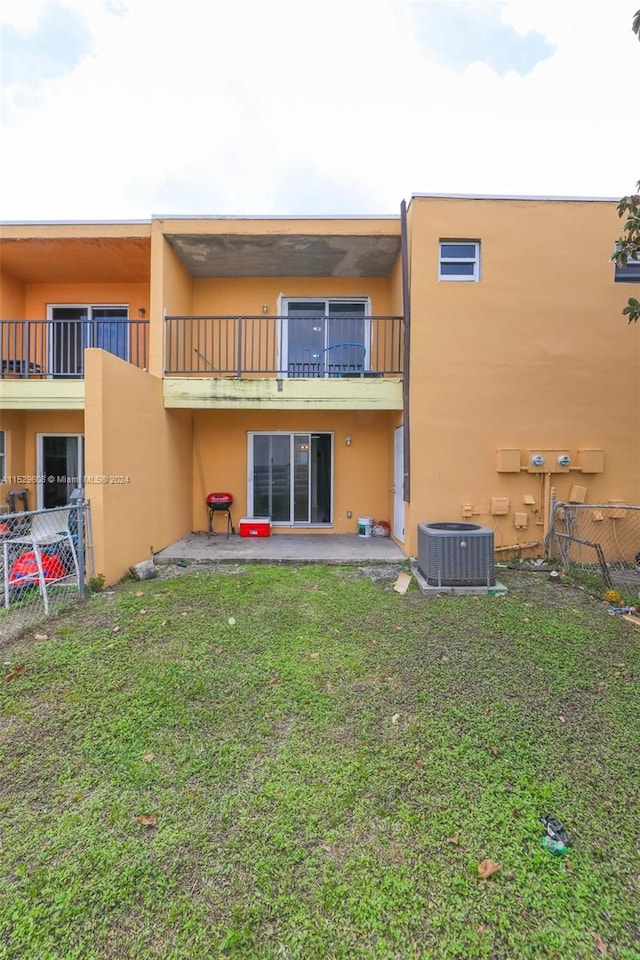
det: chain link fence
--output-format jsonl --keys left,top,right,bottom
{"left": 546, "top": 502, "right": 640, "bottom": 599}
{"left": 0, "top": 498, "right": 93, "bottom": 645}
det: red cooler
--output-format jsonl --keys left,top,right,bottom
{"left": 238, "top": 517, "right": 271, "bottom": 538}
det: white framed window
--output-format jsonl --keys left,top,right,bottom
{"left": 439, "top": 241, "right": 481, "bottom": 282}
{"left": 614, "top": 253, "right": 640, "bottom": 283}
{"left": 0, "top": 431, "right": 6, "bottom": 483}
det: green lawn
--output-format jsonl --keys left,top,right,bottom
{"left": 1, "top": 565, "right": 638, "bottom": 960}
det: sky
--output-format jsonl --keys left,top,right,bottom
{"left": 0, "top": 0, "right": 639, "bottom": 220}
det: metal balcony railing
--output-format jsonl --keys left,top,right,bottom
{"left": 164, "top": 315, "right": 404, "bottom": 377}
{"left": 0, "top": 320, "right": 149, "bottom": 379}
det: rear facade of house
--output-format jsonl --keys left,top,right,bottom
{"left": 1, "top": 196, "right": 638, "bottom": 584}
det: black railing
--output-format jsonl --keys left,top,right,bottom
{"left": 0, "top": 320, "right": 149, "bottom": 379}
{"left": 164, "top": 315, "right": 404, "bottom": 377}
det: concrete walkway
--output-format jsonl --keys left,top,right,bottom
{"left": 155, "top": 532, "right": 407, "bottom": 565}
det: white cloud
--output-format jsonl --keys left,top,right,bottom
{"left": 0, "top": 0, "right": 638, "bottom": 219}
{"left": 1, "top": 0, "right": 49, "bottom": 33}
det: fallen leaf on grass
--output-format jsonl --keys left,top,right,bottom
{"left": 591, "top": 932, "right": 608, "bottom": 955}
{"left": 413, "top": 760, "right": 424, "bottom": 769}
{"left": 446, "top": 833, "right": 460, "bottom": 845}
{"left": 391, "top": 713, "right": 400, "bottom": 725}
{"left": 558, "top": 715, "right": 567, "bottom": 723}
{"left": 269, "top": 678, "right": 281, "bottom": 686}
{"left": 139, "top": 609, "right": 147, "bottom": 615}
{"left": 3, "top": 665, "right": 25, "bottom": 683}
{"left": 309, "top": 653, "right": 319, "bottom": 660}
{"left": 320, "top": 843, "right": 332, "bottom": 853}
{"left": 112, "top": 626, "right": 120, "bottom": 633}
{"left": 477, "top": 859, "right": 501, "bottom": 879}
{"left": 489, "top": 745, "right": 499, "bottom": 757}
{"left": 137, "top": 815, "right": 157, "bottom": 827}
{"left": 142, "top": 753, "right": 155, "bottom": 762}
{"left": 135, "top": 590, "right": 144, "bottom": 597}
{"left": 512, "top": 808, "right": 521, "bottom": 818}
{"left": 34, "top": 632, "right": 48, "bottom": 641}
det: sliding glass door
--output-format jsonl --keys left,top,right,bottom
{"left": 49, "top": 305, "right": 129, "bottom": 376}
{"left": 37, "top": 434, "right": 84, "bottom": 508}
{"left": 249, "top": 433, "right": 332, "bottom": 525}
{"left": 285, "top": 300, "right": 368, "bottom": 377}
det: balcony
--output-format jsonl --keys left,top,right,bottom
{"left": 164, "top": 314, "right": 403, "bottom": 376}
{"left": 0, "top": 319, "right": 149, "bottom": 379}
{"left": 0, "top": 318, "right": 150, "bottom": 409}
{"left": 163, "top": 314, "right": 404, "bottom": 410}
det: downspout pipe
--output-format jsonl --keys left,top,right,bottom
{"left": 400, "top": 199, "right": 411, "bottom": 502}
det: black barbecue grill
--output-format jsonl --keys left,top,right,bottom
{"left": 206, "top": 492, "right": 234, "bottom": 538}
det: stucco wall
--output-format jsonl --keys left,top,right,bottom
{"left": 0, "top": 409, "right": 84, "bottom": 511}
{"left": 192, "top": 408, "right": 396, "bottom": 536}
{"left": 405, "top": 196, "right": 640, "bottom": 555}
{"left": 0, "top": 270, "right": 26, "bottom": 319}
{"left": 23, "top": 283, "right": 149, "bottom": 320}
{"left": 84, "top": 349, "right": 192, "bottom": 584}
{"left": 150, "top": 232, "right": 193, "bottom": 377}
{"left": 191, "top": 276, "right": 393, "bottom": 316}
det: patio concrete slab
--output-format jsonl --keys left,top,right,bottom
{"left": 155, "top": 533, "right": 406, "bottom": 565}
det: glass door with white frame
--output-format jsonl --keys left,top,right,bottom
{"left": 285, "top": 300, "right": 368, "bottom": 377}
{"left": 249, "top": 433, "right": 332, "bottom": 524}
{"left": 49, "top": 306, "right": 129, "bottom": 377}
{"left": 37, "top": 435, "right": 84, "bottom": 508}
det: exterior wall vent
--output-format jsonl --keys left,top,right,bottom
{"left": 417, "top": 522, "right": 495, "bottom": 587}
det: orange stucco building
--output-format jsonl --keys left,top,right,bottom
{"left": 1, "top": 196, "right": 639, "bottom": 584}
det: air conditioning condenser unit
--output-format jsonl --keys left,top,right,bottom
{"left": 417, "top": 522, "right": 495, "bottom": 587}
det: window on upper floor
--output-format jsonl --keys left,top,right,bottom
{"left": 614, "top": 253, "right": 640, "bottom": 283}
{"left": 439, "top": 241, "right": 481, "bottom": 282}
{"left": 0, "top": 431, "right": 6, "bottom": 483}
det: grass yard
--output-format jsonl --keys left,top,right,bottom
{"left": 0, "top": 565, "right": 639, "bottom": 960}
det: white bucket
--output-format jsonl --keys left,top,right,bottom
{"left": 358, "top": 516, "right": 374, "bottom": 537}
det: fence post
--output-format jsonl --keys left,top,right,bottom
{"left": 70, "top": 488, "right": 85, "bottom": 598}
{"left": 544, "top": 489, "right": 557, "bottom": 558}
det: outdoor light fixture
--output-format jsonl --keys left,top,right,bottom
{"left": 345, "top": 436, "right": 352, "bottom": 446}
{"left": 138, "top": 308, "right": 146, "bottom": 318}
{"left": 262, "top": 304, "right": 269, "bottom": 313}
